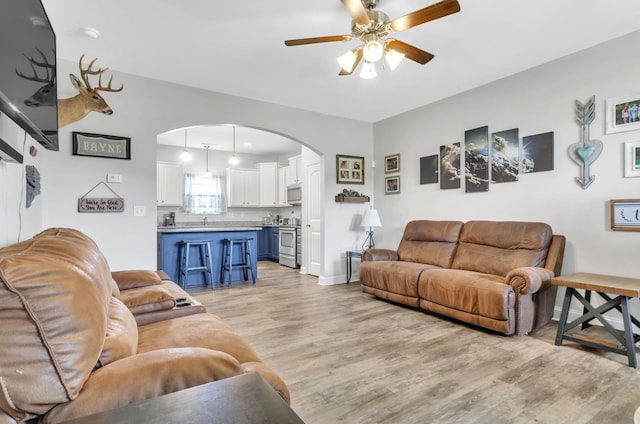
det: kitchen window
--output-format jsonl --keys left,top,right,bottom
{"left": 183, "top": 174, "right": 227, "bottom": 214}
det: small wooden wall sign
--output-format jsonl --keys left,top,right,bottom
{"left": 78, "top": 197, "right": 124, "bottom": 213}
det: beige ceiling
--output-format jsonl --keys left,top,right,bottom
{"left": 42, "top": 1, "right": 640, "bottom": 141}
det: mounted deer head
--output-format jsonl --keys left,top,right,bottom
{"left": 15, "top": 48, "right": 56, "bottom": 107}
{"left": 57, "top": 54, "right": 123, "bottom": 128}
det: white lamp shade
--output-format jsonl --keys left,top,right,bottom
{"left": 385, "top": 48, "right": 405, "bottom": 71}
{"left": 337, "top": 50, "right": 358, "bottom": 73}
{"left": 179, "top": 150, "right": 192, "bottom": 162}
{"left": 363, "top": 40, "right": 384, "bottom": 63}
{"left": 361, "top": 209, "right": 382, "bottom": 228}
{"left": 360, "top": 61, "right": 377, "bottom": 79}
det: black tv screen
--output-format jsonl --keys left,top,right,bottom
{"left": 0, "top": 0, "right": 58, "bottom": 160}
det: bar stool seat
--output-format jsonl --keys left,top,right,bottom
{"left": 220, "top": 238, "right": 255, "bottom": 286}
{"left": 178, "top": 240, "right": 213, "bottom": 288}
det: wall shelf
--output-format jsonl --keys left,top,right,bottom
{"left": 335, "top": 195, "right": 370, "bottom": 203}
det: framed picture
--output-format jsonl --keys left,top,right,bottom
{"left": 384, "top": 153, "right": 400, "bottom": 173}
{"left": 610, "top": 199, "right": 640, "bottom": 231}
{"left": 605, "top": 94, "right": 640, "bottom": 134}
{"left": 336, "top": 154, "right": 364, "bottom": 184}
{"left": 624, "top": 140, "right": 640, "bottom": 178}
{"left": 385, "top": 176, "right": 400, "bottom": 194}
{"left": 72, "top": 132, "right": 131, "bottom": 160}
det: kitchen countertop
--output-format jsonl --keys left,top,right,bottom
{"left": 157, "top": 226, "right": 262, "bottom": 233}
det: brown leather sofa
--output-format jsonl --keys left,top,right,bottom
{"left": 0, "top": 228, "right": 289, "bottom": 424}
{"left": 360, "top": 220, "right": 565, "bottom": 335}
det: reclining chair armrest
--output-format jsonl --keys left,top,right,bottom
{"left": 111, "top": 270, "right": 164, "bottom": 290}
{"left": 506, "top": 267, "right": 555, "bottom": 295}
{"left": 363, "top": 249, "right": 399, "bottom": 262}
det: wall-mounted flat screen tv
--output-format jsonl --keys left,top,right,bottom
{"left": 0, "top": 0, "right": 58, "bottom": 162}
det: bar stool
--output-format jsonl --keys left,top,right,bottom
{"left": 178, "top": 240, "right": 213, "bottom": 288}
{"left": 220, "top": 238, "right": 255, "bottom": 286}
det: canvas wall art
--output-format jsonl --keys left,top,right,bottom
{"left": 439, "top": 143, "right": 461, "bottom": 190}
{"left": 464, "top": 126, "right": 489, "bottom": 193}
{"left": 522, "top": 132, "right": 554, "bottom": 173}
{"left": 420, "top": 154, "right": 438, "bottom": 184}
{"left": 491, "top": 128, "right": 519, "bottom": 183}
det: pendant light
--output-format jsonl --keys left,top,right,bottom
{"left": 228, "top": 126, "right": 240, "bottom": 165}
{"left": 203, "top": 145, "right": 212, "bottom": 177}
{"left": 179, "top": 128, "right": 192, "bottom": 162}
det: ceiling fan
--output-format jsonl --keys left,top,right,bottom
{"left": 284, "top": 0, "right": 460, "bottom": 79}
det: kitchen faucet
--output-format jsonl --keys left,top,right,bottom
{"left": 202, "top": 216, "right": 208, "bottom": 226}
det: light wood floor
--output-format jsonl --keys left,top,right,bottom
{"left": 187, "top": 261, "right": 640, "bottom": 424}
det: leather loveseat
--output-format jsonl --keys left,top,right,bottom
{"left": 0, "top": 228, "right": 289, "bottom": 424}
{"left": 359, "top": 220, "right": 565, "bottom": 335}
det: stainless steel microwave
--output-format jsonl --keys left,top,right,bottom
{"left": 286, "top": 184, "right": 302, "bottom": 204}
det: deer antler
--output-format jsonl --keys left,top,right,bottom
{"left": 78, "top": 54, "right": 123, "bottom": 92}
{"left": 15, "top": 48, "right": 55, "bottom": 83}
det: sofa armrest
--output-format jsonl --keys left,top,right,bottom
{"left": 506, "top": 267, "right": 555, "bottom": 295}
{"left": 363, "top": 248, "right": 398, "bottom": 262}
{"left": 117, "top": 285, "right": 176, "bottom": 315}
{"left": 111, "top": 270, "right": 163, "bottom": 290}
{"left": 43, "top": 348, "right": 245, "bottom": 424}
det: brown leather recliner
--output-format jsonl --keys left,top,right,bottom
{"left": 360, "top": 220, "right": 565, "bottom": 335}
{"left": 0, "top": 228, "right": 289, "bottom": 424}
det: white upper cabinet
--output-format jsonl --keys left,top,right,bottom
{"left": 157, "top": 162, "right": 183, "bottom": 206}
{"left": 226, "top": 168, "right": 259, "bottom": 207}
{"left": 287, "top": 155, "right": 302, "bottom": 185}
{"left": 258, "top": 162, "right": 278, "bottom": 207}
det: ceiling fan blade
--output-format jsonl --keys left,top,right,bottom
{"left": 389, "top": 0, "right": 460, "bottom": 33}
{"left": 284, "top": 35, "right": 350, "bottom": 46}
{"left": 339, "top": 48, "right": 363, "bottom": 76}
{"left": 386, "top": 39, "right": 434, "bottom": 64}
{"left": 340, "top": 0, "right": 370, "bottom": 26}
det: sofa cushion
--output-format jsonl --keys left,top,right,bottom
{"left": 418, "top": 268, "right": 515, "bottom": 321}
{"left": 451, "top": 221, "right": 553, "bottom": 277}
{"left": 0, "top": 228, "right": 112, "bottom": 418}
{"left": 98, "top": 297, "right": 139, "bottom": 368}
{"left": 118, "top": 285, "right": 176, "bottom": 315}
{"left": 397, "top": 220, "right": 463, "bottom": 267}
{"left": 136, "top": 313, "right": 290, "bottom": 404}
{"left": 360, "top": 260, "right": 439, "bottom": 299}
{"left": 42, "top": 348, "right": 245, "bottom": 424}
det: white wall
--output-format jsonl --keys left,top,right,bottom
{"left": 372, "top": 30, "right": 640, "bottom": 315}
{"left": 35, "top": 60, "right": 373, "bottom": 279}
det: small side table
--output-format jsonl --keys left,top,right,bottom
{"left": 346, "top": 250, "right": 363, "bottom": 284}
{"left": 552, "top": 272, "right": 640, "bottom": 368}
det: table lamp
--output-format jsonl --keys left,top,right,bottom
{"left": 361, "top": 208, "right": 382, "bottom": 250}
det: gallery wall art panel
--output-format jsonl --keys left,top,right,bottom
{"left": 439, "top": 143, "right": 461, "bottom": 190}
{"left": 491, "top": 128, "right": 519, "bottom": 183}
{"left": 522, "top": 132, "right": 554, "bottom": 173}
{"left": 464, "top": 126, "right": 489, "bottom": 193}
{"left": 420, "top": 154, "right": 439, "bottom": 184}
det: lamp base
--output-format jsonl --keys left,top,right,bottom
{"left": 362, "top": 229, "right": 375, "bottom": 251}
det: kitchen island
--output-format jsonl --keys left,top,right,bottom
{"left": 158, "top": 226, "right": 260, "bottom": 286}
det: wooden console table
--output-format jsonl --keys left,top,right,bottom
{"left": 552, "top": 272, "right": 640, "bottom": 368}
{"left": 61, "top": 372, "right": 304, "bottom": 424}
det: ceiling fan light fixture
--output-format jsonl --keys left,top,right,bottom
{"left": 360, "top": 61, "right": 377, "bottom": 79}
{"left": 385, "top": 48, "right": 405, "bottom": 70}
{"left": 337, "top": 50, "right": 358, "bottom": 73}
{"left": 362, "top": 40, "right": 384, "bottom": 63}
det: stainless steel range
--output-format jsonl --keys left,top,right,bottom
{"left": 278, "top": 226, "right": 297, "bottom": 268}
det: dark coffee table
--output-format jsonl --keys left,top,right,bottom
{"left": 61, "top": 372, "right": 304, "bottom": 424}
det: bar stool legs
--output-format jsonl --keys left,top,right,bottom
{"left": 220, "top": 238, "right": 255, "bottom": 286}
{"left": 178, "top": 240, "right": 213, "bottom": 288}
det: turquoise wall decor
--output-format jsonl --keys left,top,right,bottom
{"left": 568, "top": 96, "right": 602, "bottom": 189}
